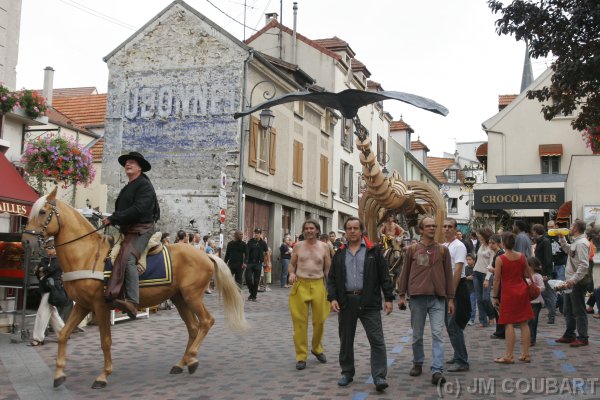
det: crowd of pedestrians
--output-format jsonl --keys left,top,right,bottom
{"left": 30, "top": 213, "right": 599, "bottom": 393}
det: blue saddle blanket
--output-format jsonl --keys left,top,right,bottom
{"left": 104, "top": 246, "right": 173, "bottom": 287}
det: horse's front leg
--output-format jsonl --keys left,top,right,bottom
{"left": 54, "top": 303, "right": 90, "bottom": 387}
{"left": 91, "top": 301, "right": 112, "bottom": 389}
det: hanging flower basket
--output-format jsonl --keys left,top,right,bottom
{"left": 20, "top": 135, "right": 96, "bottom": 192}
{"left": 581, "top": 126, "right": 600, "bottom": 154}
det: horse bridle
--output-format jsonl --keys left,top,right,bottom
{"left": 22, "top": 199, "right": 104, "bottom": 249}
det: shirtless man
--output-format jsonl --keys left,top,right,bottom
{"left": 380, "top": 214, "right": 405, "bottom": 248}
{"left": 288, "top": 219, "right": 331, "bottom": 370}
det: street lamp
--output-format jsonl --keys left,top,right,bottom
{"left": 259, "top": 108, "right": 275, "bottom": 130}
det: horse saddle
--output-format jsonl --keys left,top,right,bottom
{"left": 110, "top": 232, "right": 163, "bottom": 274}
{"left": 104, "top": 245, "right": 173, "bottom": 287}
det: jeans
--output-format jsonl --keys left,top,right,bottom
{"left": 555, "top": 264, "right": 566, "bottom": 311}
{"left": 473, "top": 271, "right": 495, "bottom": 325}
{"left": 563, "top": 282, "right": 588, "bottom": 340}
{"left": 245, "top": 263, "right": 262, "bottom": 299}
{"left": 409, "top": 295, "right": 446, "bottom": 374}
{"left": 446, "top": 303, "right": 468, "bottom": 367}
{"left": 469, "top": 292, "right": 476, "bottom": 322}
{"left": 280, "top": 258, "right": 290, "bottom": 287}
{"left": 338, "top": 294, "right": 387, "bottom": 380}
{"left": 529, "top": 303, "right": 542, "bottom": 344}
{"left": 541, "top": 280, "right": 556, "bottom": 320}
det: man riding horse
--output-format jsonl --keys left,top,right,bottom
{"left": 102, "top": 151, "right": 159, "bottom": 319}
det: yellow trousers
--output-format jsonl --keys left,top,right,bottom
{"left": 289, "top": 278, "right": 330, "bottom": 361}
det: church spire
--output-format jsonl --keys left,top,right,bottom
{"left": 520, "top": 39, "right": 534, "bottom": 92}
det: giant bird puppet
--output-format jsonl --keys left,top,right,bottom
{"left": 234, "top": 89, "right": 449, "bottom": 243}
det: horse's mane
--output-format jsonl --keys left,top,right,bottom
{"left": 30, "top": 194, "right": 49, "bottom": 218}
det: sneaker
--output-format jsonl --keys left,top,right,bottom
{"left": 265, "top": 287, "right": 272, "bottom": 292}
{"left": 447, "top": 364, "right": 469, "bottom": 372}
{"left": 467, "top": 320, "right": 475, "bottom": 326}
{"left": 570, "top": 339, "right": 589, "bottom": 347}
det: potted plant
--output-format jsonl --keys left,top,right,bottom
{"left": 21, "top": 135, "right": 96, "bottom": 192}
{"left": 0, "top": 84, "right": 19, "bottom": 114}
{"left": 17, "top": 89, "right": 47, "bottom": 119}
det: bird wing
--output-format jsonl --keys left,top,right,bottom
{"left": 233, "top": 89, "right": 448, "bottom": 119}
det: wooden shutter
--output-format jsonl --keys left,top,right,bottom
{"left": 339, "top": 161, "right": 345, "bottom": 199}
{"left": 320, "top": 155, "right": 328, "bottom": 193}
{"left": 349, "top": 164, "right": 354, "bottom": 202}
{"left": 269, "top": 127, "right": 277, "bottom": 174}
{"left": 298, "top": 141, "right": 304, "bottom": 184}
{"left": 249, "top": 116, "right": 258, "bottom": 167}
{"left": 293, "top": 141, "right": 299, "bottom": 183}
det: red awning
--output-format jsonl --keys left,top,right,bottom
{"left": 556, "top": 200, "right": 572, "bottom": 223}
{"left": 539, "top": 144, "right": 563, "bottom": 157}
{"left": 0, "top": 152, "right": 38, "bottom": 216}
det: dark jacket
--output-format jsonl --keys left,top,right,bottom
{"left": 36, "top": 256, "right": 62, "bottom": 294}
{"left": 327, "top": 237, "right": 395, "bottom": 310}
{"left": 535, "top": 236, "right": 554, "bottom": 276}
{"left": 246, "top": 238, "right": 268, "bottom": 264}
{"left": 549, "top": 234, "right": 568, "bottom": 266}
{"left": 109, "top": 174, "right": 159, "bottom": 226}
{"left": 224, "top": 240, "right": 247, "bottom": 266}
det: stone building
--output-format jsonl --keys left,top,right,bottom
{"left": 102, "top": 1, "right": 331, "bottom": 251}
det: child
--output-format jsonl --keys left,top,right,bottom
{"left": 526, "top": 257, "right": 545, "bottom": 346}
{"left": 465, "top": 253, "right": 477, "bottom": 325}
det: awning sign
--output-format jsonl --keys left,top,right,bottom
{"left": 0, "top": 201, "right": 30, "bottom": 216}
{"left": 474, "top": 188, "right": 564, "bottom": 210}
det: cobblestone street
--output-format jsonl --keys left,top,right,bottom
{"left": 1, "top": 286, "right": 599, "bottom": 399}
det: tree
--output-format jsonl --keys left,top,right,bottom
{"left": 488, "top": 0, "right": 600, "bottom": 131}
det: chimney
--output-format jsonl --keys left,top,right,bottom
{"left": 265, "top": 12, "right": 278, "bottom": 25}
{"left": 292, "top": 2, "right": 298, "bottom": 65}
{"left": 43, "top": 66, "right": 54, "bottom": 107}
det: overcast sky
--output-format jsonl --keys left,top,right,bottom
{"left": 17, "top": 0, "right": 551, "bottom": 156}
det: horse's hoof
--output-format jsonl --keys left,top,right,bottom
{"left": 169, "top": 366, "right": 183, "bottom": 374}
{"left": 91, "top": 380, "right": 107, "bottom": 389}
{"left": 53, "top": 376, "right": 66, "bottom": 388}
{"left": 187, "top": 362, "right": 199, "bottom": 374}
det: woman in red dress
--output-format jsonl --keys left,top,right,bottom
{"left": 492, "top": 232, "right": 534, "bottom": 363}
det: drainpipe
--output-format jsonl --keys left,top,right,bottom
{"left": 238, "top": 50, "right": 255, "bottom": 230}
{"left": 482, "top": 127, "right": 506, "bottom": 177}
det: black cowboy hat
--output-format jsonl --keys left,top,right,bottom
{"left": 118, "top": 151, "right": 151, "bottom": 172}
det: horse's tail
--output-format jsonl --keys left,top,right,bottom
{"left": 207, "top": 254, "right": 250, "bottom": 333}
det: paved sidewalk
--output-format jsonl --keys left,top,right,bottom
{"left": 1, "top": 287, "right": 599, "bottom": 399}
